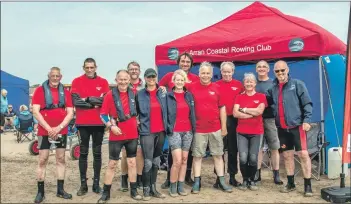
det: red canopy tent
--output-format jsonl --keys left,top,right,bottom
{"left": 155, "top": 1, "right": 346, "bottom": 65}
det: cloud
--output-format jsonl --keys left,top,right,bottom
{"left": 1, "top": 2, "right": 349, "bottom": 84}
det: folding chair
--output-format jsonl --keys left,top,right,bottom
{"left": 261, "top": 139, "right": 272, "bottom": 170}
{"left": 15, "top": 118, "right": 34, "bottom": 143}
{"left": 294, "top": 123, "right": 329, "bottom": 181}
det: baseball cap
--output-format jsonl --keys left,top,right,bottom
{"left": 144, "top": 68, "right": 157, "bottom": 78}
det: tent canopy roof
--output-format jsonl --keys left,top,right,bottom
{"left": 155, "top": 1, "right": 346, "bottom": 65}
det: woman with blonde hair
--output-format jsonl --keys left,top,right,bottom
{"left": 166, "top": 69, "right": 196, "bottom": 197}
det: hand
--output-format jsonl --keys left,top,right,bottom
{"left": 51, "top": 126, "right": 62, "bottom": 140}
{"left": 46, "top": 127, "right": 55, "bottom": 138}
{"left": 111, "top": 126, "right": 122, "bottom": 135}
{"left": 221, "top": 127, "right": 228, "bottom": 137}
{"left": 158, "top": 86, "right": 167, "bottom": 93}
{"left": 302, "top": 123, "right": 311, "bottom": 132}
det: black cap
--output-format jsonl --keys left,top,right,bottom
{"left": 144, "top": 68, "right": 157, "bottom": 77}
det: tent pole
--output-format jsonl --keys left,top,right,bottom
{"left": 319, "top": 56, "right": 326, "bottom": 174}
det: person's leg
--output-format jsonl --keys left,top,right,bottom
{"left": 226, "top": 116, "right": 241, "bottom": 186}
{"left": 125, "top": 139, "right": 142, "bottom": 200}
{"left": 168, "top": 132, "right": 182, "bottom": 196}
{"left": 77, "top": 127, "right": 91, "bottom": 196}
{"left": 161, "top": 141, "right": 173, "bottom": 189}
{"left": 54, "top": 135, "right": 72, "bottom": 199}
{"left": 150, "top": 132, "right": 166, "bottom": 198}
{"left": 185, "top": 149, "right": 194, "bottom": 186}
{"left": 120, "top": 148, "right": 129, "bottom": 192}
{"left": 91, "top": 126, "right": 105, "bottom": 193}
{"left": 35, "top": 136, "right": 50, "bottom": 203}
{"left": 293, "top": 126, "right": 312, "bottom": 197}
{"left": 0, "top": 113, "right": 4, "bottom": 133}
{"left": 98, "top": 141, "right": 122, "bottom": 203}
{"left": 177, "top": 131, "right": 192, "bottom": 196}
{"left": 278, "top": 128, "right": 297, "bottom": 193}
{"left": 191, "top": 132, "right": 208, "bottom": 194}
{"left": 140, "top": 134, "right": 156, "bottom": 201}
{"left": 136, "top": 141, "right": 144, "bottom": 189}
{"left": 209, "top": 130, "right": 232, "bottom": 192}
{"left": 237, "top": 133, "right": 250, "bottom": 191}
{"left": 264, "top": 118, "right": 283, "bottom": 185}
{"left": 247, "top": 135, "right": 262, "bottom": 191}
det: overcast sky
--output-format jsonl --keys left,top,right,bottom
{"left": 1, "top": 2, "right": 350, "bottom": 85}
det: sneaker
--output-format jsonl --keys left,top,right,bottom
{"left": 238, "top": 180, "right": 248, "bottom": 191}
{"left": 304, "top": 185, "right": 313, "bottom": 197}
{"left": 248, "top": 180, "right": 259, "bottom": 191}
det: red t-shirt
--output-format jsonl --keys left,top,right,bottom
{"left": 149, "top": 89, "right": 165, "bottom": 133}
{"left": 100, "top": 90, "right": 138, "bottom": 141}
{"left": 131, "top": 79, "right": 143, "bottom": 94}
{"left": 32, "top": 86, "right": 73, "bottom": 136}
{"left": 159, "top": 72, "right": 200, "bottom": 91}
{"left": 278, "top": 83, "right": 289, "bottom": 129}
{"left": 216, "top": 79, "right": 244, "bottom": 116}
{"left": 71, "top": 74, "right": 110, "bottom": 126}
{"left": 234, "top": 92, "right": 267, "bottom": 135}
{"left": 173, "top": 92, "right": 192, "bottom": 132}
{"left": 188, "top": 82, "right": 224, "bottom": 133}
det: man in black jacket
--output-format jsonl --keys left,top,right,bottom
{"left": 266, "top": 60, "right": 313, "bottom": 197}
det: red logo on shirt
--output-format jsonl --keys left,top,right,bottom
{"left": 231, "top": 87, "right": 238, "bottom": 90}
{"left": 209, "top": 91, "right": 215, "bottom": 95}
{"left": 96, "top": 87, "right": 101, "bottom": 90}
{"left": 253, "top": 100, "right": 259, "bottom": 103}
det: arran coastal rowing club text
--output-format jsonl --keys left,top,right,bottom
{"left": 189, "top": 45, "right": 272, "bottom": 56}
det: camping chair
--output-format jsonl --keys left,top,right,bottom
{"left": 15, "top": 117, "right": 34, "bottom": 143}
{"left": 261, "top": 140, "right": 272, "bottom": 170}
{"left": 294, "top": 122, "right": 329, "bottom": 181}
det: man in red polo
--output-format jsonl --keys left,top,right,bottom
{"left": 214, "top": 61, "right": 244, "bottom": 187}
{"left": 32, "top": 67, "right": 74, "bottom": 203}
{"left": 71, "top": 58, "right": 110, "bottom": 196}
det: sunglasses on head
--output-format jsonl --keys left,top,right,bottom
{"left": 274, "top": 69, "right": 286, "bottom": 73}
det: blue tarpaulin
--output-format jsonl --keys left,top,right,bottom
{"left": 1, "top": 70, "right": 30, "bottom": 114}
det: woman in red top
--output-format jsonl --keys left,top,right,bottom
{"left": 233, "top": 73, "right": 267, "bottom": 191}
{"left": 166, "top": 70, "right": 196, "bottom": 197}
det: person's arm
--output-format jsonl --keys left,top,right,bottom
{"left": 51, "top": 107, "right": 74, "bottom": 138}
{"left": 242, "top": 103, "right": 265, "bottom": 116}
{"left": 219, "top": 106, "right": 227, "bottom": 136}
{"left": 266, "top": 87, "right": 274, "bottom": 106}
{"left": 100, "top": 92, "right": 122, "bottom": 135}
{"left": 233, "top": 104, "right": 253, "bottom": 119}
{"left": 71, "top": 93, "right": 94, "bottom": 108}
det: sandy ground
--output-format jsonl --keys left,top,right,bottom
{"left": 1, "top": 131, "right": 350, "bottom": 203}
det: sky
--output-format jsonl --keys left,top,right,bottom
{"left": 1, "top": 1, "right": 350, "bottom": 85}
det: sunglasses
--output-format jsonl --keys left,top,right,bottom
{"left": 274, "top": 69, "right": 286, "bottom": 73}
{"left": 147, "top": 75, "right": 156, "bottom": 78}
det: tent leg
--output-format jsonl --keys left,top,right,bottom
{"left": 319, "top": 57, "right": 326, "bottom": 175}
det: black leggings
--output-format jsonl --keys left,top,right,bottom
{"left": 77, "top": 126, "right": 105, "bottom": 181}
{"left": 140, "top": 131, "right": 165, "bottom": 187}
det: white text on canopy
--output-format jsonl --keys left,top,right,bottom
{"left": 189, "top": 45, "right": 272, "bottom": 56}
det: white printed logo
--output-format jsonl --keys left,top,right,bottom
{"left": 253, "top": 100, "right": 259, "bottom": 103}
{"left": 209, "top": 91, "right": 215, "bottom": 95}
{"left": 231, "top": 87, "right": 238, "bottom": 90}
{"left": 96, "top": 87, "right": 101, "bottom": 91}
{"left": 290, "top": 85, "right": 296, "bottom": 90}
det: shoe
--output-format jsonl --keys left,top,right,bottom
{"left": 130, "top": 183, "right": 142, "bottom": 200}
{"left": 92, "top": 178, "right": 102, "bottom": 194}
{"left": 97, "top": 190, "right": 110, "bottom": 203}
{"left": 77, "top": 182, "right": 88, "bottom": 196}
{"left": 238, "top": 180, "right": 248, "bottom": 191}
{"left": 142, "top": 186, "right": 151, "bottom": 201}
{"left": 218, "top": 176, "right": 233, "bottom": 193}
{"left": 254, "top": 169, "right": 261, "bottom": 183}
{"left": 248, "top": 180, "right": 259, "bottom": 191}
{"left": 280, "top": 183, "right": 296, "bottom": 193}
{"left": 191, "top": 177, "right": 201, "bottom": 194}
{"left": 120, "top": 175, "right": 129, "bottom": 192}
{"left": 150, "top": 183, "right": 166, "bottom": 198}
{"left": 185, "top": 176, "right": 194, "bottom": 186}
{"left": 34, "top": 192, "right": 45, "bottom": 203}
{"left": 169, "top": 182, "right": 178, "bottom": 197}
{"left": 229, "top": 174, "right": 242, "bottom": 187}
{"left": 273, "top": 170, "right": 284, "bottom": 185}
{"left": 56, "top": 189, "right": 73, "bottom": 199}
{"left": 177, "top": 181, "right": 188, "bottom": 196}
{"left": 304, "top": 185, "right": 313, "bottom": 197}
{"left": 161, "top": 179, "right": 170, "bottom": 189}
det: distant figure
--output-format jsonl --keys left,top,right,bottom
{"left": 1, "top": 89, "right": 9, "bottom": 133}
{"left": 4, "top": 104, "right": 16, "bottom": 129}
{"left": 14, "top": 105, "right": 38, "bottom": 132}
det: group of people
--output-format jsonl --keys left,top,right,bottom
{"left": 31, "top": 53, "right": 314, "bottom": 204}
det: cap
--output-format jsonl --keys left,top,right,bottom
{"left": 144, "top": 68, "right": 157, "bottom": 77}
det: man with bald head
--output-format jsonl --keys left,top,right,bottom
{"left": 266, "top": 60, "right": 313, "bottom": 197}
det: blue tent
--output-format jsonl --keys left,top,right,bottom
{"left": 1, "top": 70, "right": 30, "bottom": 114}
{"left": 157, "top": 54, "right": 347, "bottom": 174}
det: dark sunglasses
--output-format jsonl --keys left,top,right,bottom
{"left": 147, "top": 75, "right": 156, "bottom": 78}
{"left": 274, "top": 69, "right": 286, "bottom": 73}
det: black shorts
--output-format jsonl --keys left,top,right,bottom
{"left": 278, "top": 126, "right": 307, "bottom": 152}
{"left": 38, "top": 135, "right": 67, "bottom": 150}
{"left": 109, "top": 139, "right": 138, "bottom": 161}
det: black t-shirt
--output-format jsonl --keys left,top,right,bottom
{"left": 256, "top": 78, "right": 274, "bottom": 119}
